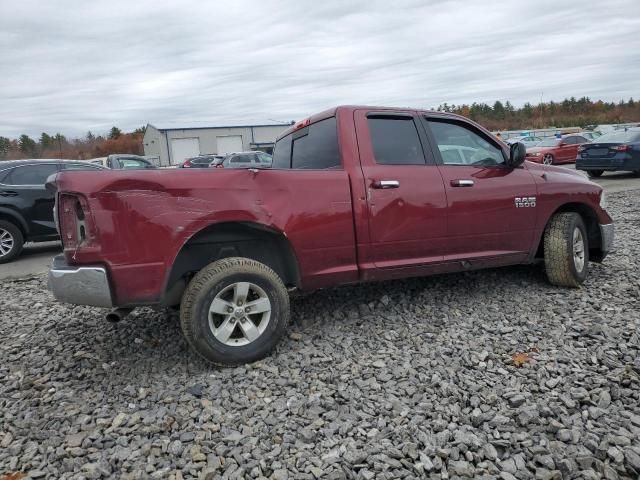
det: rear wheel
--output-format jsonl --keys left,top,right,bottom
{"left": 543, "top": 212, "right": 589, "bottom": 287}
{"left": 543, "top": 154, "right": 554, "bottom": 165}
{"left": 588, "top": 170, "right": 604, "bottom": 178}
{"left": 0, "top": 220, "right": 24, "bottom": 264}
{"left": 180, "top": 257, "right": 290, "bottom": 365}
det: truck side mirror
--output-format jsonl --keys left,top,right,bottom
{"left": 508, "top": 142, "right": 526, "bottom": 167}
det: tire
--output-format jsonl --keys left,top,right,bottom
{"left": 0, "top": 220, "right": 24, "bottom": 264}
{"left": 543, "top": 212, "right": 589, "bottom": 287}
{"left": 180, "top": 257, "right": 290, "bottom": 365}
{"left": 588, "top": 170, "right": 604, "bottom": 178}
{"left": 543, "top": 154, "right": 554, "bottom": 165}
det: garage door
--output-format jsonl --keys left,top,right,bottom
{"left": 216, "top": 135, "right": 243, "bottom": 154}
{"left": 170, "top": 138, "right": 200, "bottom": 165}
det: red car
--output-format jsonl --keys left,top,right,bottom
{"left": 48, "top": 106, "right": 613, "bottom": 364}
{"left": 525, "top": 134, "right": 590, "bottom": 165}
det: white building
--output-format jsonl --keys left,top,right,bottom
{"left": 143, "top": 121, "right": 292, "bottom": 166}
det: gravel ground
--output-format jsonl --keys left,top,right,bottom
{"left": 1, "top": 190, "right": 639, "bottom": 480}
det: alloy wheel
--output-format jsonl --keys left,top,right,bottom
{"left": 0, "top": 228, "right": 14, "bottom": 258}
{"left": 208, "top": 281, "right": 272, "bottom": 346}
{"left": 573, "top": 227, "right": 585, "bottom": 273}
{"left": 543, "top": 154, "right": 553, "bottom": 165}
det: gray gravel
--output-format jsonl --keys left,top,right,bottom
{"left": 1, "top": 190, "right": 639, "bottom": 480}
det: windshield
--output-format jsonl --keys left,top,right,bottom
{"left": 596, "top": 130, "right": 640, "bottom": 143}
{"left": 537, "top": 138, "right": 561, "bottom": 147}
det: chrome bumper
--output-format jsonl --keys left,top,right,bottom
{"left": 600, "top": 223, "right": 614, "bottom": 254}
{"left": 48, "top": 255, "right": 113, "bottom": 308}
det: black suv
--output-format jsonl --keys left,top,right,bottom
{"left": 0, "top": 159, "right": 105, "bottom": 263}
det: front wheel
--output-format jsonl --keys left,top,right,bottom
{"left": 588, "top": 170, "right": 604, "bottom": 178}
{"left": 180, "top": 257, "right": 290, "bottom": 365}
{"left": 543, "top": 212, "right": 589, "bottom": 287}
{"left": 543, "top": 154, "right": 554, "bottom": 165}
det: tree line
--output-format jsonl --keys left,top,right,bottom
{"left": 1, "top": 96, "right": 639, "bottom": 160}
{"left": 0, "top": 126, "right": 145, "bottom": 161}
{"left": 434, "top": 96, "right": 639, "bottom": 131}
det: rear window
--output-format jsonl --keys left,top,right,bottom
{"left": 596, "top": 130, "right": 640, "bottom": 143}
{"left": 61, "top": 163, "right": 103, "bottom": 170}
{"left": 0, "top": 168, "right": 11, "bottom": 183}
{"left": 272, "top": 117, "right": 340, "bottom": 169}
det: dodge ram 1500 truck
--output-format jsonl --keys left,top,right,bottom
{"left": 48, "top": 106, "right": 614, "bottom": 364}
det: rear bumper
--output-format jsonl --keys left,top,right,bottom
{"left": 600, "top": 223, "right": 614, "bottom": 256}
{"left": 48, "top": 255, "right": 113, "bottom": 307}
{"left": 576, "top": 157, "right": 640, "bottom": 171}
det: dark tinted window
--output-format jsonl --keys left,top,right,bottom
{"left": 5, "top": 164, "right": 58, "bottom": 185}
{"left": 596, "top": 130, "right": 640, "bottom": 143}
{"left": 230, "top": 154, "right": 254, "bottom": 164}
{"left": 257, "top": 152, "right": 272, "bottom": 164}
{"left": 428, "top": 120, "right": 504, "bottom": 166}
{"left": 272, "top": 134, "right": 292, "bottom": 169}
{"left": 291, "top": 117, "right": 340, "bottom": 169}
{"left": 563, "top": 137, "right": 577, "bottom": 145}
{"left": 119, "top": 159, "right": 149, "bottom": 169}
{"left": 368, "top": 116, "right": 425, "bottom": 165}
{"left": 0, "top": 168, "right": 11, "bottom": 183}
{"left": 574, "top": 136, "right": 588, "bottom": 144}
{"left": 62, "top": 163, "right": 102, "bottom": 170}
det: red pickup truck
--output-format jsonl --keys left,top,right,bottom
{"left": 48, "top": 106, "right": 614, "bottom": 364}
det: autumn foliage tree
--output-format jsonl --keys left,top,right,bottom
{"left": 0, "top": 129, "right": 144, "bottom": 161}
{"left": 436, "top": 96, "right": 639, "bottom": 131}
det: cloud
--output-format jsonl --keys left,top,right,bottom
{"left": 1, "top": 0, "right": 638, "bottom": 137}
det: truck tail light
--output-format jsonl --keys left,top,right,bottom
{"left": 612, "top": 144, "right": 630, "bottom": 151}
{"left": 58, "top": 194, "right": 93, "bottom": 249}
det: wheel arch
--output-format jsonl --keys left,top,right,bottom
{"left": 534, "top": 202, "right": 604, "bottom": 262}
{"left": 0, "top": 208, "right": 28, "bottom": 237}
{"left": 162, "top": 221, "right": 301, "bottom": 307}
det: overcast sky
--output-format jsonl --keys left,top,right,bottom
{"left": 1, "top": 0, "right": 639, "bottom": 138}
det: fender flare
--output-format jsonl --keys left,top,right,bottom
{"left": 0, "top": 207, "right": 29, "bottom": 234}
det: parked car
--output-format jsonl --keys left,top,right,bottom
{"left": 212, "top": 151, "right": 272, "bottom": 169}
{"left": 89, "top": 154, "right": 156, "bottom": 170}
{"left": 180, "top": 154, "right": 224, "bottom": 168}
{"left": 48, "top": 106, "right": 613, "bottom": 365}
{"left": 576, "top": 128, "right": 640, "bottom": 177}
{"left": 579, "top": 131, "right": 602, "bottom": 141}
{"left": 0, "top": 159, "right": 105, "bottom": 263}
{"left": 525, "top": 134, "right": 590, "bottom": 165}
{"left": 506, "top": 135, "right": 542, "bottom": 148}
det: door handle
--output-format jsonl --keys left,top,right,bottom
{"left": 372, "top": 180, "right": 400, "bottom": 189}
{"left": 450, "top": 179, "right": 474, "bottom": 187}
{"left": 0, "top": 190, "right": 18, "bottom": 196}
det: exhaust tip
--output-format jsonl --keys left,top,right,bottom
{"left": 105, "top": 308, "right": 133, "bottom": 323}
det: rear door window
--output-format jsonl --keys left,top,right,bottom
{"left": 5, "top": 164, "right": 59, "bottom": 185}
{"left": 367, "top": 116, "right": 427, "bottom": 165}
